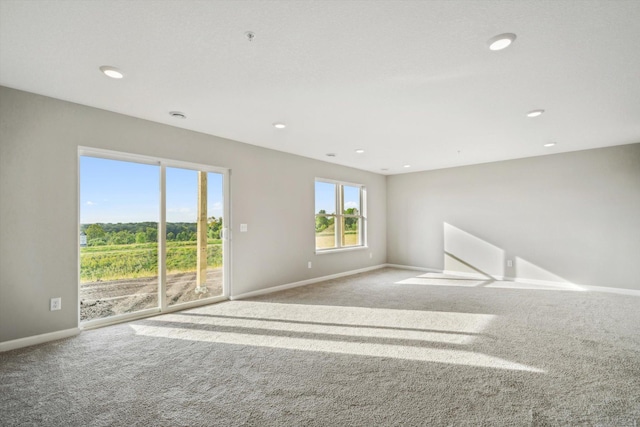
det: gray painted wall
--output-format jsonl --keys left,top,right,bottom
{"left": 0, "top": 86, "right": 387, "bottom": 342}
{"left": 387, "top": 144, "right": 640, "bottom": 290}
{"left": 2, "top": 84, "right": 638, "bottom": 345}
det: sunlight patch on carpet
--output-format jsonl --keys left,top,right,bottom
{"left": 150, "top": 313, "right": 475, "bottom": 345}
{"left": 396, "top": 273, "right": 585, "bottom": 292}
{"left": 129, "top": 301, "right": 543, "bottom": 373}
{"left": 130, "top": 323, "right": 544, "bottom": 372}
{"left": 396, "top": 277, "right": 486, "bottom": 287}
{"left": 192, "top": 301, "right": 495, "bottom": 334}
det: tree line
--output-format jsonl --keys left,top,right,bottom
{"left": 81, "top": 217, "right": 223, "bottom": 246}
{"left": 315, "top": 208, "right": 359, "bottom": 233}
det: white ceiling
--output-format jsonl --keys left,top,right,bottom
{"left": 1, "top": 0, "right": 639, "bottom": 174}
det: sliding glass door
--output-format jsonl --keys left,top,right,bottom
{"left": 79, "top": 149, "right": 229, "bottom": 325}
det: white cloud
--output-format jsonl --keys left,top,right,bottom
{"left": 344, "top": 201, "right": 358, "bottom": 209}
{"left": 86, "top": 201, "right": 97, "bottom": 206}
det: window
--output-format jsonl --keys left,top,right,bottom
{"left": 315, "top": 179, "right": 366, "bottom": 251}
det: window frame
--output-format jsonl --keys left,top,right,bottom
{"left": 314, "top": 178, "right": 367, "bottom": 253}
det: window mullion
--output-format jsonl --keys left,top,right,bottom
{"left": 337, "top": 184, "right": 343, "bottom": 248}
{"left": 359, "top": 186, "right": 363, "bottom": 246}
{"left": 159, "top": 164, "right": 167, "bottom": 311}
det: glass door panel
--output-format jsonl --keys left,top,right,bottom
{"left": 166, "top": 167, "right": 224, "bottom": 306}
{"left": 342, "top": 185, "right": 361, "bottom": 247}
{"left": 79, "top": 156, "right": 159, "bottom": 322}
{"left": 315, "top": 181, "right": 337, "bottom": 249}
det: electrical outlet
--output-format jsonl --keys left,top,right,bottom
{"left": 50, "top": 297, "right": 62, "bottom": 311}
{"left": 308, "top": 261, "right": 312, "bottom": 269}
{"left": 506, "top": 260, "right": 513, "bottom": 268}
{"left": 369, "top": 252, "right": 373, "bottom": 259}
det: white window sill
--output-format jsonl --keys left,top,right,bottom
{"left": 315, "top": 246, "right": 368, "bottom": 255}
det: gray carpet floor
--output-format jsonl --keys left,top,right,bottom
{"left": 1, "top": 267, "right": 639, "bottom": 426}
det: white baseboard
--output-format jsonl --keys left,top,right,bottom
{"left": 230, "top": 264, "right": 387, "bottom": 300}
{"left": 499, "top": 275, "right": 586, "bottom": 290}
{"left": 579, "top": 284, "right": 640, "bottom": 297}
{"left": 385, "top": 263, "right": 442, "bottom": 274}
{"left": 4, "top": 265, "right": 637, "bottom": 353}
{"left": 0, "top": 327, "right": 80, "bottom": 353}
{"left": 442, "top": 269, "right": 496, "bottom": 280}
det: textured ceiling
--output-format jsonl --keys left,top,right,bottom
{"left": 1, "top": 0, "right": 639, "bottom": 174}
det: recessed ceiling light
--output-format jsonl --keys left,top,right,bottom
{"left": 273, "top": 123, "right": 286, "bottom": 129}
{"left": 544, "top": 142, "right": 556, "bottom": 147}
{"left": 99, "top": 66, "right": 124, "bottom": 79}
{"left": 355, "top": 149, "right": 365, "bottom": 154}
{"left": 169, "top": 111, "right": 186, "bottom": 119}
{"left": 326, "top": 153, "right": 336, "bottom": 157}
{"left": 487, "top": 33, "right": 517, "bottom": 51}
{"left": 527, "top": 109, "right": 545, "bottom": 118}
{"left": 403, "top": 164, "right": 411, "bottom": 168}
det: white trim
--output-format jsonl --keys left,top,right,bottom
{"left": 162, "top": 159, "right": 228, "bottom": 175}
{"left": 159, "top": 165, "right": 167, "bottom": 311}
{"left": 361, "top": 186, "right": 368, "bottom": 247}
{"left": 222, "top": 169, "right": 231, "bottom": 298}
{"left": 314, "top": 177, "right": 364, "bottom": 188}
{"left": 230, "top": 264, "right": 386, "bottom": 300}
{"left": 166, "top": 295, "right": 228, "bottom": 313}
{"left": 389, "top": 264, "right": 640, "bottom": 297}
{"left": 81, "top": 307, "right": 161, "bottom": 329}
{"left": 78, "top": 146, "right": 229, "bottom": 175}
{"left": 80, "top": 296, "right": 229, "bottom": 330}
{"left": 579, "top": 284, "right": 640, "bottom": 297}
{"left": 385, "top": 263, "right": 443, "bottom": 274}
{"left": 0, "top": 328, "right": 80, "bottom": 353}
{"left": 337, "top": 184, "right": 342, "bottom": 248}
{"left": 78, "top": 147, "right": 161, "bottom": 166}
{"left": 501, "top": 275, "right": 583, "bottom": 290}
{"left": 316, "top": 245, "right": 368, "bottom": 255}
{"left": 77, "top": 153, "right": 82, "bottom": 327}
{"left": 443, "top": 270, "right": 495, "bottom": 280}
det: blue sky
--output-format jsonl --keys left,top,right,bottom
{"left": 167, "top": 167, "right": 223, "bottom": 223}
{"left": 80, "top": 157, "right": 223, "bottom": 224}
{"left": 315, "top": 181, "right": 360, "bottom": 214}
{"left": 315, "top": 181, "right": 336, "bottom": 214}
{"left": 343, "top": 186, "right": 360, "bottom": 211}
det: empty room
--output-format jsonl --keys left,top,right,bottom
{"left": 1, "top": 1, "right": 639, "bottom": 425}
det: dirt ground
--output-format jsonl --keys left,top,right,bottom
{"left": 80, "top": 269, "right": 223, "bottom": 321}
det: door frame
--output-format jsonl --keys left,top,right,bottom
{"left": 78, "top": 147, "right": 231, "bottom": 330}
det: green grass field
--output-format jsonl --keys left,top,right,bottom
{"left": 80, "top": 240, "right": 222, "bottom": 282}
{"left": 83, "top": 230, "right": 362, "bottom": 282}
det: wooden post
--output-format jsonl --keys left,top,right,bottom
{"left": 196, "top": 171, "right": 207, "bottom": 290}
